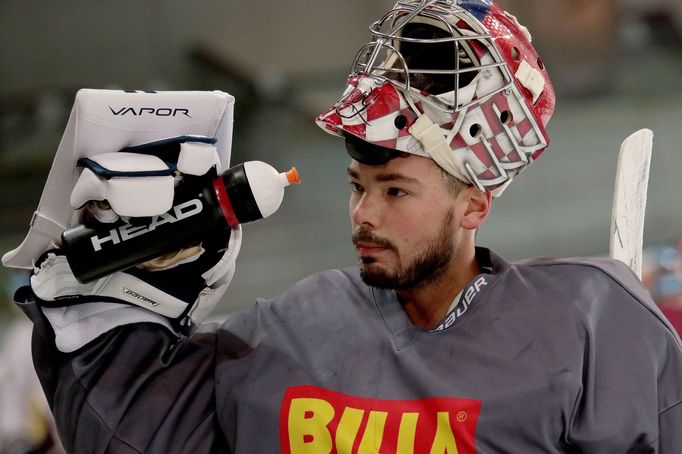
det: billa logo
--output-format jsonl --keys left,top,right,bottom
{"left": 280, "top": 385, "right": 481, "bottom": 453}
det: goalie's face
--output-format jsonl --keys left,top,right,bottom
{"left": 348, "top": 152, "right": 464, "bottom": 290}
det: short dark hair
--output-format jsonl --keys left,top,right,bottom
{"left": 344, "top": 133, "right": 402, "bottom": 165}
{"left": 345, "top": 133, "right": 470, "bottom": 196}
{"left": 440, "top": 167, "right": 471, "bottom": 196}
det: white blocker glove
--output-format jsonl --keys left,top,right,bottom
{"left": 26, "top": 137, "right": 241, "bottom": 352}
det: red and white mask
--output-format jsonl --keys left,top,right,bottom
{"left": 317, "top": 0, "right": 555, "bottom": 196}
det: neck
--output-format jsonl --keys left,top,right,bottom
{"left": 397, "top": 243, "right": 479, "bottom": 330}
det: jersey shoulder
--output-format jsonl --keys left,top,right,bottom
{"left": 220, "top": 267, "right": 371, "bottom": 342}
{"left": 518, "top": 255, "right": 643, "bottom": 294}
{"left": 268, "top": 266, "right": 366, "bottom": 303}
{"left": 513, "top": 255, "right": 678, "bottom": 341}
{"left": 252, "top": 266, "right": 373, "bottom": 318}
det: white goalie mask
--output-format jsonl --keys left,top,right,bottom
{"left": 317, "top": 0, "right": 555, "bottom": 196}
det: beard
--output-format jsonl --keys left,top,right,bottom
{"left": 353, "top": 210, "right": 455, "bottom": 290}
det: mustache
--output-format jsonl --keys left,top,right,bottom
{"left": 351, "top": 228, "right": 395, "bottom": 251}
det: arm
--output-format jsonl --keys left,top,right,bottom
{"left": 658, "top": 401, "right": 682, "bottom": 453}
{"left": 16, "top": 226, "right": 242, "bottom": 453}
{"left": 565, "top": 260, "right": 682, "bottom": 453}
{"left": 21, "top": 293, "right": 226, "bottom": 454}
{"left": 7, "top": 128, "right": 245, "bottom": 452}
{"left": 17, "top": 206, "right": 242, "bottom": 452}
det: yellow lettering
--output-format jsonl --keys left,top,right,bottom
{"left": 288, "top": 398, "right": 334, "bottom": 454}
{"left": 429, "top": 412, "right": 459, "bottom": 454}
{"left": 397, "top": 412, "right": 419, "bottom": 453}
{"left": 336, "top": 407, "right": 365, "bottom": 454}
{"left": 357, "top": 410, "right": 388, "bottom": 453}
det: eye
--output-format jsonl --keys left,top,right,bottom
{"left": 387, "top": 187, "right": 408, "bottom": 197}
{"left": 349, "top": 181, "right": 363, "bottom": 193}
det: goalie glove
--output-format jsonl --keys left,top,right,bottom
{"left": 27, "top": 225, "right": 241, "bottom": 352}
{"left": 23, "top": 136, "right": 241, "bottom": 352}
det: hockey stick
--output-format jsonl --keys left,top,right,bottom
{"left": 609, "top": 128, "right": 653, "bottom": 279}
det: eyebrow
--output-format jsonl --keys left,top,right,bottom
{"left": 346, "top": 167, "right": 419, "bottom": 184}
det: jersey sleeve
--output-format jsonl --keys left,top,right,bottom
{"left": 564, "top": 259, "right": 682, "bottom": 453}
{"left": 659, "top": 401, "right": 682, "bottom": 453}
{"left": 18, "top": 294, "right": 231, "bottom": 453}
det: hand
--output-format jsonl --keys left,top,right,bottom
{"left": 25, "top": 136, "right": 241, "bottom": 351}
{"left": 30, "top": 221, "right": 241, "bottom": 334}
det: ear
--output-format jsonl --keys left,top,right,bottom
{"left": 458, "top": 187, "right": 492, "bottom": 230}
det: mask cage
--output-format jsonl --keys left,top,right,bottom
{"left": 350, "top": 0, "right": 512, "bottom": 113}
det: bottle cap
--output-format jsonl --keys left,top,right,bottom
{"left": 285, "top": 167, "right": 301, "bottom": 185}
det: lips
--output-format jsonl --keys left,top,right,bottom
{"left": 355, "top": 242, "right": 388, "bottom": 255}
{"left": 353, "top": 238, "right": 393, "bottom": 256}
{"left": 352, "top": 229, "right": 394, "bottom": 256}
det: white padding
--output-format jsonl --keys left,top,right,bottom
{"left": 409, "top": 114, "right": 473, "bottom": 185}
{"left": 202, "top": 226, "right": 241, "bottom": 287}
{"left": 32, "top": 227, "right": 242, "bottom": 351}
{"left": 2, "top": 89, "right": 235, "bottom": 270}
{"left": 31, "top": 253, "right": 189, "bottom": 318}
{"left": 90, "top": 151, "right": 169, "bottom": 172}
{"left": 104, "top": 176, "right": 174, "bottom": 217}
{"left": 515, "top": 60, "right": 545, "bottom": 104}
{"left": 177, "top": 142, "right": 221, "bottom": 176}
{"left": 70, "top": 152, "right": 175, "bottom": 217}
{"left": 42, "top": 303, "right": 173, "bottom": 353}
{"left": 504, "top": 12, "right": 532, "bottom": 42}
{"left": 70, "top": 170, "right": 107, "bottom": 206}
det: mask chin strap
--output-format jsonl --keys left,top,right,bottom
{"left": 410, "top": 109, "right": 527, "bottom": 197}
{"left": 409, "top": 112, "right": 479, "bottom": 188}
{"left": 410, "top": 110, "right": 528, "bottom": 197}
{"left": 405, "top": 77, "right": 543, "bottom": 197}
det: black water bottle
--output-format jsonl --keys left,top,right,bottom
{"left": 62, "top": 161, "right": 300, "bottom": 283}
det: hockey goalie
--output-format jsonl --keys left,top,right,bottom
{"left": 3, "top": 0, "right": 681, "bottom": 452}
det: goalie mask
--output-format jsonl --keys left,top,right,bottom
{"left": 316, "top": 0, "right": 555, "bottom": 196}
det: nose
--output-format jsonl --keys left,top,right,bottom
{"left": 350, "top": 192, "right": 382, "bottom": 229}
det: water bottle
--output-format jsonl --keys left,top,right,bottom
{"left": 61, "top": 161, "right": 300, "bottom": 283}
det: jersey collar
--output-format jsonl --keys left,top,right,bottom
{"left": 370, "top": 247, "right": 509, "bottom": 349}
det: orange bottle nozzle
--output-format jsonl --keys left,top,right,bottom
{"left": 285, "top": 167, "right": 301, "bottom": 185}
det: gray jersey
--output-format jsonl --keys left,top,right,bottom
{"left": 20, "top": 248, "right": 682, "bottom": 453}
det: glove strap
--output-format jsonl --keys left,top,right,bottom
{"left": 31, "top": 252, "right": 188, "bottom": 318}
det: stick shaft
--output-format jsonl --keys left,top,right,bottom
{"left": 609, "top": 129, "right": 653, "bottom": 278}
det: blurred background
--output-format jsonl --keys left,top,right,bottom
{"left": 0, "top": 0, "right": 680, "bottom": 452}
